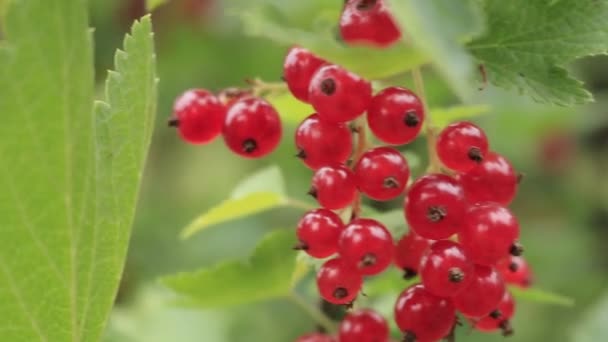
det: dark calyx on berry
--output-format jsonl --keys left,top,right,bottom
{"left": 509, "top": 262, "right": 519, "bottom": 272}
{"left": 448, "top": 267, "right": 465, "bottom": 283}
{"left": 293, "top": 242, "right": 309, "bottom": 251}
{"left": 403, "top": 268, "right": 417, "bottom": 280}
{"left": 404, "top": 111, "right": 421, "bottom": 127}
{"left": 307, "top": 187, "right": 318, "bottom": 199}
{"left": 360, "top": 253, "right": 377, "bottom": 267}
{"left": 383, "top": 176, "right": 400, "bottom": 189}
{"left": 333, "top": 287, "right": 349, "bottom": 299}
{"left": 320, "top": 78, "right": 337, "bottom": 95}
{"left": 500, "top": 320, "right": 514, "bottom": 337}
{"left": 510, "top": 242, "right": 524, "bottom": 256}
{"left": 168, "top": 118, "right": 179, "bottom": 127}
{"left": 356, "top": 0, "right": 377, "bottom": 10}
{"left": 468, "top": 146, "right": 484, "bottom": 163}
{"left": 490, "top": 310, "right": 502, "bottom": 319}
{"left": 296, "top": 149, "right": 307, "bottom": 159}
{"left": 242, "top": 139, "right": 258, "bottom": 153}
{"left": 402, "top": 331, "right": 417, "bottom": 342}
{"left": 427, "top": 206, "right": 447, "bottom": 222}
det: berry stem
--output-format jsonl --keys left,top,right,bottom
{"left": 410, "top": 67, "right": 441, "bottom": 173}
{"left": 247, "top": 78, "right": 288, "bottom": 97}
{"left": 289, "top": 291, "right": 338, "bottom": 333}
{"left": 350, "top": 117, "right": 368, "bottom": 219}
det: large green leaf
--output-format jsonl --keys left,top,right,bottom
{"left": 163, "top": 230, "right": 298, "bottom": 308}
{"left": 468, "top": 0, "right": 608, "bottom": 105}
{"left": 0, "top": 2, "right": 156, "bottom": 340}
{"left": 571, "top": 292, "right": 608, "bottom": 341}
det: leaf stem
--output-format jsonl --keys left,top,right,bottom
{"left": 288, "top": 292, "right": 338, "bottom": 334}
{"left": 410, "top": 67, "right": 441, "bottom": 173}
{"left": 350, "top": 117, "right": 368, "bottom": 219}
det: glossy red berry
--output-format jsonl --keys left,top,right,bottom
{"left": 283, "top": 47, "right": 327, "bottom": 103}
{"left": 394, "top": 232, "right": 433, "bottom": 279}
{"left": 295, "top": 333, "right": 336, "bottom": 342}
{"left": 170, "top": 89, "right": 226, "bottom": 144}
{"left": 308, "top": 65, "right": 372, "bottom": 123}
{"left": 367, "top": 87, "right": 425, "bottom": 145}
{"left": 354, "top": 147, "right": 410, "bottom": 201}
{"left": 454, "top": 265, "right": 506, "bottom": 318}
{"left": 310, "top": 165, "right": 357, "bottom": 210}
{"left": 404, "top": 174, "right": 466, "bottom": 240}
{"left": 317, "top": 257, "right": 363, "bottom": 305}
{"left": 460, "top": 152, "right": 518, "bottom": 206}
{"left": 339, "top": 0, "right": 402, "bottom": 47}
{"left": 296, "top": 209, "right": 344, "bottom": 258}
{"left": 338, "top": 309, "right": 389, "bottom": 342}
{"left": 419, "top": 240, "right": 474, "bottom": 298}
{"left": 222, "top": 97, "right": 282, "bottom": 158}
{"left": 339, "top": 218, "right": 394, "bottom": 276}
{"left": 436, "top": 121, "right": 489, "bottom": 172}
{"left": 473, "top": 291, "right": 515, "bottom": 335}
{"left": 459, "top": 203, "right": 520, "bottom": 266}
{"left": 394, "top": 284, "right": 456, "bottom": 342}
{"left": 497, "top": 256, "right": 533, "bottom": 288}
{"left": 295, "top": 114, "right": 353, "bottom": 169}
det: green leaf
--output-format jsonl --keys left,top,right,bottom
{"left": 468, "top": 0, "right": 608, "bottom": 105}
{"left": 0, "top": 3, "right": 156, "bottom": 341}
{"left": 146, "top": 0, "right": 168, "bottom": 11}
{"left": 571, "top": 292, "right": 608, "bottom": 341}
{"left": 509, "top": 286, "right": 574, "bottom": 307}
{"left": 233, "top": 3, "right": 428, "bottom": 80}
{"left": 388, "top": 0, "right": 484, "bottom": 98}
{"left": 181, "top": 166, "right": 289, "bottom": 238}
{"left": 431, "top": 104, "right": 491, "bottom": 128}
{"left": 163, "top": 230, "right": 297, "bottom": 308}
{"left": 267, "top": 92, "right": 314, "bottom": 126}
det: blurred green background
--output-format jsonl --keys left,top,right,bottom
{"left": 91, "top": 0, "right": 608, "bottom": 341}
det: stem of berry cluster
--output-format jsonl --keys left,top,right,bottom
{"left": 247, "top": 78, "right": 288, "bottom": 97}
{"left": 410, "top": 67, "right": 442, "bottom": 173}
{"left": 289, "top": 291, "right": 338, "bottom": 334}
{"left": 350, "top": 117, "right": 369, "bottom": 219}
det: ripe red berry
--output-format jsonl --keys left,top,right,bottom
{"left": 419, "top": 240, "right": 474, "bottom": 298}
{"left": 308, "top": 65, "right": 372, "bottom": 123}
{"left": 394, "top": 232, "right": 433, "bottom": 279}
{"left": 295, "top": 333, "right": 336, "bottom": 342}
{"left": 295, "top": 114, "right": 353, "bottom": 169}
{"left": 354, "top": 147, "right": 410, "bottom": 201}
{"left": 310, "top": 165, "right": 358, "bottom": 210}
{"left": 497, "top": 256, "right": 533, "bottom": 288}
{"left": 338, "top": 309, "right": 389, "bottom": 342}
{"left": 316, "top": 257, "right": 363, "bottom": 305}
{"left": 394, "top": 284, "right": 456, "bottom": 342}
{"left": 339, "top": 0, "right": 402, "bottom": 47}
{"left": 436, "top": 121, "right": 489, "bottom": 172}
{"left": 459, "top": 203, "right": 520, "bottom": 266}
{"left": 339, "top": 218, "right": 394, "bottom": 276}
{"left": 404, "top": 174, "right": 465, "bottom": 240}
{"left": 296, "top": 209, "right": 344, "bottom": 258}
{"left": 367, "top": 87, "right": 425, "bottom": 145}
{"left": 473, "top": 291, "right": 515, "bottom": 335}
{"left": 170, "top": 89, "right": 226, "bottom": 144}
{"left": 460, "top": 152, "right": 518, "bottom": 206}
{"left": 283, "top": 47, "right": 327, "bottom": 103}
{"left": 454, "top": 265, "right": 505, "bottom": 318}
{"left": 222, "top": 97, "right": 282, "bottom": 158}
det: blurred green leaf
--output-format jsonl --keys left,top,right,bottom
{"left": 366, "top": 269, "right": 418, "bottom": 294}
{"left": 388, "top": 0, "right": 484, "bottom": 99}
{"left": 233, "top": 3, "right": 428, "bottom": 80}
{"left": 163, "top": 230, "right": 297, "bottom": 308}
{"left": 0, "top": 6, "right": 156, "bottom": 341}
{"left": 468, "top": 0, "right": 608, "bottom": 105}
{"left": 571, "top": 292, "right": 608, "bottom": 342}
{"left": 146, "top": 0, "right": 167, "bottom": 12}
{"left": 268, "top": 92, "right": 314, "bottom": 126}
{"left": 369, "top": 209, "right": 407, "bottom": 237}
{"left": 510, "top": 286, "right": 574, "bottom": 307}
{"left": 431, "top": 104, "right": 491, "bottom": 128}
{"left": 182, "top": 166, "right": 289, "bottom": 238}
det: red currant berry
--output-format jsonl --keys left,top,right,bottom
{"left": 338, "top": 309, "right": 389, "bottom": 342}
{"left": 394, "top": 232, "right": 434, "bottom": 279}
{"left": 169, "top": 89, "right": 226, "bottom": 144}
{"left": 367, "top": 87, "right": 425, "bottom": 145}
{"left": 497, "top": 256, "right": 533, "bottom": 288}
{"left": 295, "top": 114, "right": 353, "bottom": 169}
{"left": 354, "top": 147, "right": 410, "bottom": 201}
{"left": 339, "top": 218, "right": 394, "bottom": 276}
{"left": 222, "top": 97, "right": 282, "bottom": 158}
{"left": 310, "top": 165, "right": 358, "bottom": 210}
{"left": 308, "top": 65, "right": 372, "bottom": 123}
{"left": 460, "top": 152, "right": 518, "bottom": 206}
{"left": 459, "top": 203, "right": 520, "bottom": 266}
{"left": 454, "top": 265, "right": 505, "bottom": 318}
{"left": 473, "top": 291, "right": 515, "bottom": 335}
{"left": 296, "top": 333, "right": 336, "bottom": 342}
{"left": 317, "top": 257, "right": 363, "bottom": 305}
{"left": 404, "top": 174, "right": 465, "bottom": 240}
{"left": 394, "top": 284, "right": 456, "bottom": 342}
{"left": 283, "top": 47, "right": 327, "bottom": 103}
{"left": 436, "top": 121, "right": 489, "bottom": 172}
{"left": 295, "top": 209, "right": 344, "bottom": 258}
{"left": 339, "top": 0, "right": 402, "bottom": 47}
{"left": 419, "top": 240, "right": 474, "bottom": 298}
